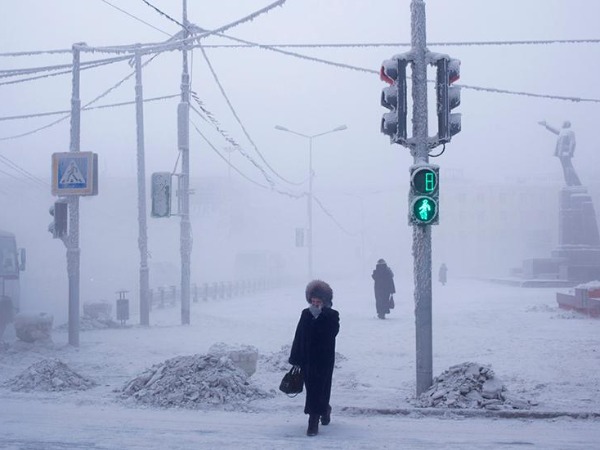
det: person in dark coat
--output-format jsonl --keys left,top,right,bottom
{"left": 289, "top": 280, "right": 340, "bottom": 437}
{"left": 439, "top": 263, "right": 448, "bottom": 286}
{"left": 372, "top": 259, "right": 395, "bottom": 319}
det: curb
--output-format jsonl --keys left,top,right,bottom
{"left": 340, "top": 406, "right": 600, "bottom": 420}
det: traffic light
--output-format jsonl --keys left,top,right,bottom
{"left": 380, "top": 55, "right": 408, "bottom": 146}
{"left": 409, "top": 164, "right": 439, "bottom": 225}
{"left": 436, "top": 57, "right": 461, "bottom": 144}
{"left": 151, "top": 172, "right": 172, "bottom": 218}
{"left": 48, "top": 199, "right": 68, "bottom": 239}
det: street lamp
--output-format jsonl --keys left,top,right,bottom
{"left": 274, "top": 124, "right": 348, "bottom": 280}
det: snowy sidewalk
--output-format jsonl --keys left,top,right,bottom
{"left": 1, "top": 277, "right": 600, "bottom": 448}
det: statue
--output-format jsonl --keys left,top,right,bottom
{"left": 537, "top": 120, "right": 581, "bottom": 186}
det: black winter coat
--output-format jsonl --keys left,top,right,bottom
{"left": 372, "top": 264, "right": 396, "bottom": 315}
{"left": 289, "top": 306, "right": 340, "bottom": 415}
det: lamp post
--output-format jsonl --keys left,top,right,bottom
{"left": 274, "top": 124, "right": 347, "bottom": 280}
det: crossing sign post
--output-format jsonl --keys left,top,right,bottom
{"left": 51, "top": 152, "right": 98, "bottom": 196}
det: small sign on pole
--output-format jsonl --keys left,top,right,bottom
{"left": 51, "top": 152, "right": 98, "bottom": 196}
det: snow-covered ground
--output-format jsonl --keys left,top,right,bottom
{"left": 1, "top": 277, "right": 600, "bottom": 449}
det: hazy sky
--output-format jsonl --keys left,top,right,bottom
{"left": 2, "top": 1, "right": 600, "bottom": 317}
{"left": 2, "top": 0, "right": 600, "bottom": 186}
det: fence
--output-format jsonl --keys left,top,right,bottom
{"left": 149, "top": 277, "right": 286, "bottom": 308}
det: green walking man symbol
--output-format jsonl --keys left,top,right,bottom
{"left": 418, "top": 199, "right": 432, "bottom": 220}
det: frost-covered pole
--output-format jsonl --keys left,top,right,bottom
{"left": 178, "top": 0, "right": 192, "bottom": 325}
{"left": 67, "top": 43, "right": 82, "bottom": 347}
{"left": 135, "top": 48, "right": 150, "bottom": 326}
{"left": 411, "top": 0, "right": 433, "bottom": 395}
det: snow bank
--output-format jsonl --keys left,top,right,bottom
{"left": 415, "top": 362, "right": 533, "bottom": 410}
{"left": 56, "top": 316, "right": 120, "bottom": 332}
{"left": 4, "top": 358, "right": 96, "bottom": 392}
{"left": 120, "top": 353, "right": 273, "bottom": 409}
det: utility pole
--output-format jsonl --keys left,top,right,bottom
{"left": 134, "top": 47, "right": 150, "bottom": 326}
{"left": 66, "top": 43, "right": 82, "bottom": 347}
{"left": 178, "top": 0, "right": 192, "bottom": 325}
{"left": 410, "top": 0, "right": 433, "bottom": 396}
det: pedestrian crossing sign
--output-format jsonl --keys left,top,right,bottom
{"left": 52, "top": 152, "right": 98, "bottom": 196}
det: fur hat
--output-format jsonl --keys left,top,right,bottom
{"left": 305, "top": 279, "right": 333, "bottom": 308}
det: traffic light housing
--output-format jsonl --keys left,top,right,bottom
{"left": 151, "top": 172, "right": 172, "bottom": 218}
{"left": 436, "top": 57, "right": 461, "bottom": 144}
{"left": 409, "top": 164, "right": 439, "bottom": 225}
{"left": 380, "top": 55, "right": 408, "bottom": 146}
{"left": 48, "top": 199, "right": 68, "bottom": 239}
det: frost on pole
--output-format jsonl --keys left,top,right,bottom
{"left": 151, "top": 172, "right": 172, "bottom": 218}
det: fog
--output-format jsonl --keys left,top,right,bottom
{"left": 2, "top": 0, "right": 600, "bottom": 322}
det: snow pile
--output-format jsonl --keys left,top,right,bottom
{"left": 4, "top": 358, "right": 96, "bottom": 392}
{"left": 574, "top": 280, "right": 600, "bottom": 290}
{"left": 259, "top": 345, "right": 292, "bottom": 372}
{"left": 259, "top": 345, "right": 348, "bottom": 372}
{"left": 56, "top": 316, "right": 120, "bottom": 332}
{"left": 208, "top": 342, "right": 258, "bottom": 376}
{"left": 120, "top": 353, "right": 273, "bottom": 409}
{"left": 415, "top": 362, "right": 532, "bottom": 410}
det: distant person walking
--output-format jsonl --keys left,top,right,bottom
{"left": 289, "top": 280, "right": 340, "bottom": 437}
{"left": 372, "top": 259, "right": 395, "bottom": 319}
{"left": 439, "top": 263, "right": 448, "bottom": 286}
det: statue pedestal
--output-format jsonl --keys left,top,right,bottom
{"left": 521, "top": 186, "right": 600, "bottom": 283}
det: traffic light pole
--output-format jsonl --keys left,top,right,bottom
{"left": 67, "top": 44, "right": 82, "bottom": 347}
{"left": 411, "top": 0, "right": 433, "bottom": 395}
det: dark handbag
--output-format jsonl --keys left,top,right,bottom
{"left": 389, "top": 295, "right": 395, "bottom": 309}
{"left": 279, "top": 366, "right": 303, "bottom": 396}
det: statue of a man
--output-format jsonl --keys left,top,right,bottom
{"left": 538, "top": 120, "right": 581, "bottom": 186}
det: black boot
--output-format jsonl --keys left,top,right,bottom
{"left": 321, "top": 405, "right": 332, "bottom": 425}
{"left": 307, "top": 414, "right": 319, "bottom": 436}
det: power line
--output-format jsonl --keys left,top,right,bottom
{"left": 210, "top": 33, "right": 600, "bottom": 103}
{"left": 198, "top": 46, "right": 305, "bottom": 186}
{"left": 190, "top": 101, "right": 277, "bottom": 189}
{"left": 99, "top": 0, "right": 171, "bottom": 37}
{"left": 0, "top": 154, "right": 47, "bottom": 187}
{"left": 0, "top": 56, "right": 132, "bottom": 87}
{"left": 189, "top": 117, "right": 304, "bottom": 199}
{"left": 0, "top": 94, "right": 178, "bottom": 122}
{"left": 312, "top": 195, "right": 358, "bottom": 237}
{"left": 4, "top": 37, "right": 600, "bottom": 59}
{"left": 139, "top": 0, "right": 185, "bottom": 30}
{"left": 198, "top": 38, "right": 600, "bottom": 49}
{"left": 0, "top": 53, "right": 162, "bottom": 141}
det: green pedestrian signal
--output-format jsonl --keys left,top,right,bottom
{"left": 411, "top": 197, "right": 437, "bottom": 223}
{"left": 409, "top": 164, "right": 439, "bottom": 225}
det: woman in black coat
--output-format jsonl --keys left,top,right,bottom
{"left": 289, "top": 279, "right": 340, "bottom": 437}
{"left": 372, "top": 258, "right": 396, "bottom": 319}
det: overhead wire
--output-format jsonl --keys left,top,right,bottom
{"left": 0, "top": 154, "right": 47, "bottom": 187}
{"left": 0, "top": 56, "right": 133, "bottom": 86}
{"left": 189, "top": 117, "right": 305, "bottom": 199}
{"left": 312, "top": 195, "right": 358, "bottom": 236}
{"left": 198, "top": 38, "right": 600, "bottom": 49}
{"left": 0, "top": 94, "right": 179, "bottom": 122}
{"left": 0, "top": 52, "right": 161, "bottom": 141}
{"left": 99, "top": 0, "right": 171, "bottom": 37}
{"left": 3, "top": 37, "right": 600, "bottom": 58}
{"left": 189, "top": 101, "right": 276, "bottom": 189}
{"left": 198, "top": 45, "right": 305, "bottom": 186}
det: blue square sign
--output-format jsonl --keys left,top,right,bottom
{"left": 52, "top": 152, "right": 98, "bottom": 196}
